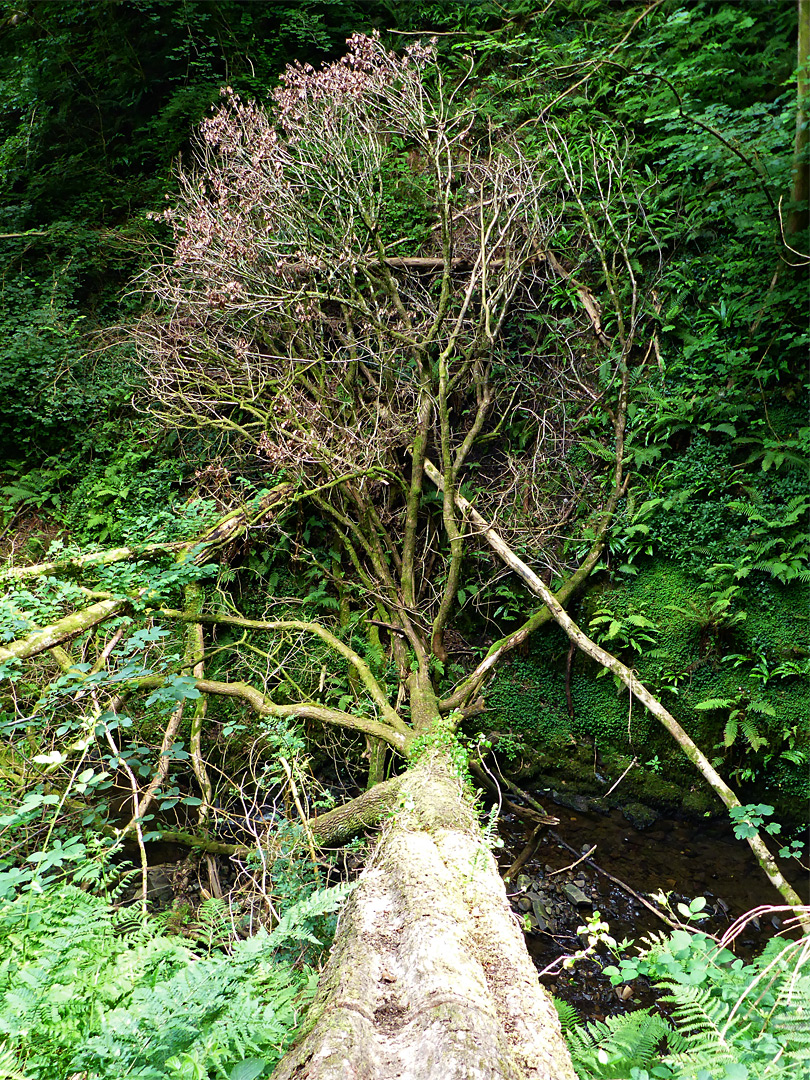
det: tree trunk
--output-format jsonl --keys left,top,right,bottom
{"left": 273, "top": 754, "right": 576, "bottom": 1080}
{"left": 788, "top": 0, "right": 810, "bottom": 236}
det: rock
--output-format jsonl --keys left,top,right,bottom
{"left": 620, "top": 801, "right": 659, "bottom": 829}
{"left": 531, "top": 897, "right": 548, "bottom": 923}
{"left": 551, "top": 790, "right": 591, "bottom": 813}
{"left": 131, "top": 865, "right": 175, "bottom": 908}
{"left": 516, "top": 874, "right": 532, "bottom": 892}
{"left": 574, "top": 876, "right": 586, "bottom": 888}
{"left": 563, "top": 882, "right": 591, "bottom": 907}
{"left": 517, "top": 897, "right": 532, "bottom": 912}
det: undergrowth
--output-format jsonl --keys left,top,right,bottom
{"left": 0, "top": 879, "right": 352, "bottom": 1079}
{"left": 556, "top": 916, "right": 810, "bottom": 1080}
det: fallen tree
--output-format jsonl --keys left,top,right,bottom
{"left": 273, "top": 753, "right": 576, "bottom": 1080}
{"left": 2, "top": 32, "right": 757, "bottom": 1080}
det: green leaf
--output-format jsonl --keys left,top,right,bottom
{"left": 228, "top": 1061, "right": 268, "bottom": 1080}
{"left": 694, "top": 698, "right": 734, "bottom": 711}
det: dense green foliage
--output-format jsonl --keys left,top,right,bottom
{"left": 557, "top": 920, "right": 810, "bottom": 1079}
{"left": 451, "top": 0, "right": 810, "bottom": 820}
{"left": 0, "top": 876, "right": 351, "bottom": 1079}
{"left": 0, "top": 1, "right": 807, "bottom": 1075}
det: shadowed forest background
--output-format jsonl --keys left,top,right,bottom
{"left": 0, "top": 2, "right": 808, "bottom": 1078}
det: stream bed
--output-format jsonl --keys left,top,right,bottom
{"left": 498, "top": 797, "right": 809, "bottom": 1020}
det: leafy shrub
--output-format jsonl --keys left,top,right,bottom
{"left": 558, "top": 921, "right": 810, "bottom": 1079}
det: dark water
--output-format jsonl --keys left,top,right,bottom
{"left": 499, "top": 804, "right": 809, "bottom": 1019}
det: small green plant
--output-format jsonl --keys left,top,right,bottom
{"left": 560, "top": 906, "right": 810, "bottom": 1080}
{"left": 711, "top": 494, "right": 810, "bottom": 586}
{"left": 541, "top": 911, "right": 628, "bottom": 976}
{"left": 667, "top": 583, "right": 747, "bottom": 643}
{"left": 409, "top": 710, "right": 470, "bottom": 783}
{"left": 728, "top": 803, "right": 782, "bottom": 842}
{"left": 588, "top": 607, "right": 659, "bottom": 656}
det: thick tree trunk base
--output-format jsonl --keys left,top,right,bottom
{"left": 274, "top": 757, "right": 575, "bottom": 1080}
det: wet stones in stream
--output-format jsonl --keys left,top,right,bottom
{"left": 499, "top": 799, "right": 810, "bottom": 1021}
{"left": 511, "top": 865, "right": 593, "bottom": 935}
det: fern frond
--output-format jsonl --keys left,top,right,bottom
{"left": 552, "top": 998, "right": 581, "bottom": 1032}
{"left": 268, "top": 881, "right": 355, "bottom": 950}
{"left": 727, "top": 499, "right": 767, "bottom": 522}
{"left": 659, "top": 981, "right": 738, "bottom": 1071}
{"left": 565, "top": 1008, "right": 673, "bottom": 1078}
{"left": 740, "top": 717, "right": 768, "bottom": 752}
{"left": 723, "top": 716, "right": 739, "bottom": 747}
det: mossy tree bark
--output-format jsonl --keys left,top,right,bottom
{"left": 787, "top": 0, "right": 810, "bottom": 237}
{"left": 274, "top": 751, "right": 576, "bottom": 1080}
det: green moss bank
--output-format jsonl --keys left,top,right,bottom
{"left": 479, "top": 560, "right": 809, "bottom": 826}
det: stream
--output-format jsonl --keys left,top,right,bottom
{"left": 498, "top": 797, "right": 810, "bottom": 1020}
{"left": 134, "top": 781, "right": 808, "bottom": 1023}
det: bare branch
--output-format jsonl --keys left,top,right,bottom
{"left": 424, "top": 457, "right": 809, "bottom": 922}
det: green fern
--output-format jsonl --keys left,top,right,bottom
{"left": 553, "top": 998, "right": 582, "bottom": 1032}
{"left": 0, "top": 879, "right": 349, "bottom": 1079}
{"left": 563, "top": 1008, "right": 673, "bottom": 1079}
{"left": 560, "top": 934, "right": 810, "bottom": 1079}
{"left": 659, "top": 982, "right": 737, "bottom": 1069}
{"left": 738, "top": 716, "right": 767, "bottom": 753}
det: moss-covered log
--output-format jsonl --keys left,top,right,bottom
{"left": 310, "top": 775, "right": 403, "bottom": 847}
{"left": 273, "top": 754, "right": 576, "bottom": 1080}
{"left": 0, "top": 598, "right": 127, "bottom": 663}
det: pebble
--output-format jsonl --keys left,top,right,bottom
{"left": 563, "top": 882, "right": 592, "bottom": 907}
{"left": 532, "top": 898, "right": 548, "bottom": 923}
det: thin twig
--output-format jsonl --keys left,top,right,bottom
{"left": 603, "top": 756, "right": 638, "bottom": 798}
{"left": 548, "top": 845, "right": 597, "bottom": 877}
{"left": 549, "top": 831, "right": 679, "bottom": 931}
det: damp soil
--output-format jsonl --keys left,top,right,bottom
{"left": 498, "top": 798, "right": 810, "bottom": 1021}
